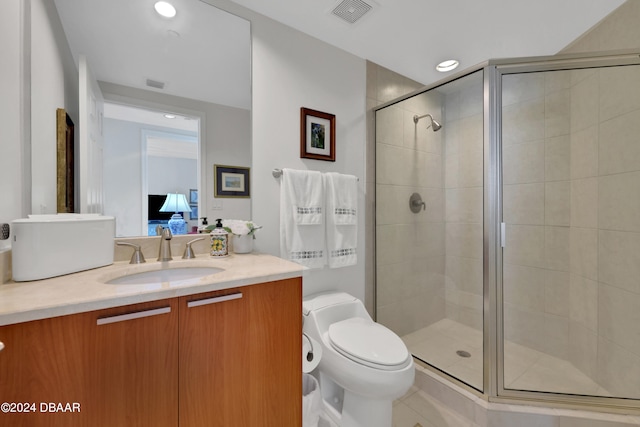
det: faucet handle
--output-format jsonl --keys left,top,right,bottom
{"left": 162, "top": 228, "right": 173, "bottom": 239}
{"left": 116, "top": 241, "right": 146, "bottom": 264}
{"left": 182, "top": 237, "right": 205, "bottom": 259}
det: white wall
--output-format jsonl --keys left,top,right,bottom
{"left": 249, "top": 12, "right": 367, "bottom": 299}
{"left": 0, "top": 0, "right": 26, "bottom": 256}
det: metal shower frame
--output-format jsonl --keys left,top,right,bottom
{"left": 373, "top": 49, "right": 640, "bottom": 413}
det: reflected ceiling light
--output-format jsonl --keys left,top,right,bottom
{"left": 436, "top": 59, "right": 459, "bottom": 72}
{"left": 154, "top": 1, "right": 176, "bottom": 18}
{"left": 164, "top": 114, "right": 176, "bottom": 119}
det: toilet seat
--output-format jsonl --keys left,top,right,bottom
{"left": 328, "top": 318, "right": 410, "bottom": 371}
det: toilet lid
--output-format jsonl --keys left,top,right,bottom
{"left": 328, "top": 318, "right": 409, "bottom": 370}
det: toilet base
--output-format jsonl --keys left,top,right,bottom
{"left": 322, "top": 391, "right": 392, "bottom": 427}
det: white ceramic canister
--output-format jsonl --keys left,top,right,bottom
{"left": 232, "top": 234, "right": 253, "bottom": 254}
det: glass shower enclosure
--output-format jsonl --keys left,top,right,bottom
{"left": 374, "top": 50, "right": 640, "bottom": 409}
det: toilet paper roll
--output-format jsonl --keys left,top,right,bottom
{"left": 302, "top": 334, "right": 322, "bottom": 373}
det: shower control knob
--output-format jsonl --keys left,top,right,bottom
{"left": 409, "top": 193, "right": 426, "bottom": 214}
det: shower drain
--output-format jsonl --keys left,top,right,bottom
{"left": 456, "top": 350, "right": 471, "bottom": 358}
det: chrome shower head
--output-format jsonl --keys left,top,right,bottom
{"left": 413, "top": 113, "right": 442, "bottom": 132}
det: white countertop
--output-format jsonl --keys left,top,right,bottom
{"left": 0, "top": 253, "right": 305, "bottom": 326}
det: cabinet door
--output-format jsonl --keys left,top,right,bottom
{"left": 86, "top": 299, "right": 179, "bottom": 427}
{"left": 247, "top": 278, "right": 302, "bottom": 427}
{"left": 0, "top": 298, "right": 178, "bottom": 427}
{"left": 0, "top": 310, "right": 91, "bottom": 427}
{"left": 179, "top": 288, "right": 250, "bottom": 427}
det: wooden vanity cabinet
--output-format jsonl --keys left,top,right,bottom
{"left": 0, "top": 277, "right": 302, "bottom": 427}
{"left": 0, "top": 297, "right": 179, "bottom": 427}
{"left": 179, "top": 278, "right": 302, "bottom": 427}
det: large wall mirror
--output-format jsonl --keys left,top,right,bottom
{"left": 41, "top": 0, "right": 251, "bottom": 237}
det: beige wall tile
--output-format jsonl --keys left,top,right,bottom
{"left": 569, "top": 321, "right": 598, "bottom": 380}
{"left": 503, "top": 183, "right": 545, "bottom": 225}
{"left": 599, "top": 171, "right": 640, "bottom": 232}
{"left": 545, "top": 270, "right": 570, "bottom": 316}
{"left": 504, "top": 225, "right": 546, "bottom": 268}
{"left": 376, "top": 143, "right": 410, "bottom": 185}
{"left": 376, "top": 223, "right": 415, "bottom": 266}
{"left": 414, "top": 222, "right": 446, "bottom": 259}
{"left": 503, "top": 141, "right": 545, "bottom": 184}
{"left": 598, "top": 283, "right": 640, "bottom": 356}
{"left": 570, "top": 177, "right": 598, "bottom": 229}
{"left": 570, "top": 72, "right": 599, "bottom": 133}
{"left": 545, "top": 88, "right": 571, "bottom": 138}
{"left": 545, "top": 226, "right": 570, "bottom": 272}
{"left": 545, "top": 181, "right": 571, "bottom": 227}
{"left": 457, "top": 256, "right": 483, "bottom": 295}
{"left": 446, "top": 223, "right": 483, "bottom": 260}
{"left": 502, "top": 98, "right": 545, "bottom": 146}
{"left": 444, "top": 152, "right": 459, "bottom": 189}
{"left": 545, "top": 69, "right": 572, "bottom": 93}
{"left": 502, "top": 73, "right": 544, "bottom": 107}
{"left": 570, "top": 227, "right": 598, "bottom": 281}
{"left": 598, "top": 229, "right": 640, "bottom": 294}
{"left": 599, "top": 64, "right": 640, "bottom": 122}
{"left": 504, "top": 264, "right": 545, "bottom": 311}
{"left": 376, "top": 185, "right": 444, "bottom": 225}
{"left": 543, "top": 314, "right": 569, "bottom": 359}
{"left": 458, "top": 114, "right": 484, "bottom": 153}
{"left": 458, "top": 148, "right": 483, "bottom": 188}
{"left": 599, "top": 108, "right": 640, "bottom": 176}
{"left": 446, "top": 187, "right": 483, "bottom": 224}
{"left": 504, "top": 303, "right": 546, "bottom": 351}
{"left": 596, "top": 336, "right": 640, "bottom": 399}
{"left": 375, "top": 105, "right": 403, "bottom": 146}
{"left": 414, "top": 151, "right": 443, "bottom": 189}
{"left": 545, "top": 135, "right": 570, "bottom": 181}
{"left": 569, "top": 273, "right": 598, "bottom": 332}
{"left": 570, "top": 125, "right": 599, "bottom": 179}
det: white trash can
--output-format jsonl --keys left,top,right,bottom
{"left": 302, "top": 373, "right": 322, "bottom": 427}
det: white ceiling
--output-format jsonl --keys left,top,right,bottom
{"left": 229, "top": 0, "right": 626, "bottom": 86}
{"left": 53, "top": 0, "right": 251, "bottom": 110}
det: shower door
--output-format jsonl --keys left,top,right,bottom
{"left": 500, "top": 62, "right": 640, "bottom": 401}
{"left": 375, "top": 70, "right": 485, "bottom": 391}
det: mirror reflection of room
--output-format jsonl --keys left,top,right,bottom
{"left": 40, "top": 0, "right": 251, "bottom": 238}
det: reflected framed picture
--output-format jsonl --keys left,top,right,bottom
{"left": 189, "top": 189, "right": 198, "bottom": 204}
{"left": 214, "top": 164, "right": 250, "bottom": 198}
{"left": 56, "top": 108, "right": 75, "bottom": 213}
{"left": 300, "top": 107, "right": 335, "bottom": 162}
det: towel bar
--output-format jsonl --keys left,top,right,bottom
{"left": 272, "top": 168, "right": 358, "bottom": 181}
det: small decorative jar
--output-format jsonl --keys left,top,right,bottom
{"left": 210, "top": 219, "right": 228, "bottom": 257}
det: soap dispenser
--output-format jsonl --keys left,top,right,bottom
{"left": 209, "top": 218, "right": 228, "bottom": 257}
{"left": 198, "top": 217, "right": 209, "bottom": 233}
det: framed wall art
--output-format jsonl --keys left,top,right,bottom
{"left": 56, "top": 108, "right": 75, "bottom": 213}
{"left": 214, "top": 164, "right": 250, "bottom": 198}
{"left": 300, "top": 107, "right": 335, "bottom": 162}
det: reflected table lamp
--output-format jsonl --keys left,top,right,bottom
{"left": 159, "top": 193, "right": 192, "bottom": 235}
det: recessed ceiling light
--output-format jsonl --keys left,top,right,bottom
{"left": 154, "top": 1, "right": 176, "bottom": 18}
{"left": 436, "top": 59, "right": 459, "bottom": 72}
{"left": 164, "top": 114, "right": 176, "bottom": 119}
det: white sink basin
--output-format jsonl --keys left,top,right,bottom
{"left": 106, "top": 267, "right": 223, "bottom": 285}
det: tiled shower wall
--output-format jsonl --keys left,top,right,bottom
{"left": 372, "top": 63, "right": 447, "bottom": 336}
{"left": 443, "top": 72, "right": 484, "bottom": 330}
{"left": 502, "top": 65, "right": 640, "bottom": 399}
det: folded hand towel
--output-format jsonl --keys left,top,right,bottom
{"left": 324, "top": 172, "right": 358, "bottom": 268}
{"left": 280, "top": 168, "right": 326, "bottom": 269}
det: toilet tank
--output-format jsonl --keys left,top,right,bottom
{"left": 11, "top": 214, "right": 115, "bottom": 281}
{"left": 303, "top": 292, "right": 372, "bottom": 332}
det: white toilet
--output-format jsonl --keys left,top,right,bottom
{"left": 302, "top": 292, "right": 414, "bottom": 427}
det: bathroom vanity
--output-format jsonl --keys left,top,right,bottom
{"left": 0, "top": 253, "right": 303, "bottom": 427}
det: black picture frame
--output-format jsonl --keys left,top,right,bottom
{"left": 214, "top": 164, "right": 250, "bottom": 198}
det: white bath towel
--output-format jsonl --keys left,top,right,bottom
{"left": 280, "top": 168, "right": 326, "bottom": 269}
{"left": 324, "top": 172, "right": 358, "bottom": 268}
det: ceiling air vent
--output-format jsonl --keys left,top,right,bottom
{"left": 331, "top": 0, "right": 372, "bottom": 24}
{"left": 146, "top": 78, "right": 165, "bottom": 89}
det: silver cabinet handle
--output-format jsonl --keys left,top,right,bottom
{"left": 96, "top": 306, "right": 171, "bottom": 325}
{"left": 0, "top": 341, "right": 4, "bottom": 351}
{"left": 187, "top": 292, "right": 242, "bottom": 308}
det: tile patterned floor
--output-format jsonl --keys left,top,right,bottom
{"left": 392, "top": 386, "right": 477, "bottom": 427}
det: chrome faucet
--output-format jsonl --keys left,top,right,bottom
{"left": 157, "top": 227, "right": 173, "bottom": 261}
